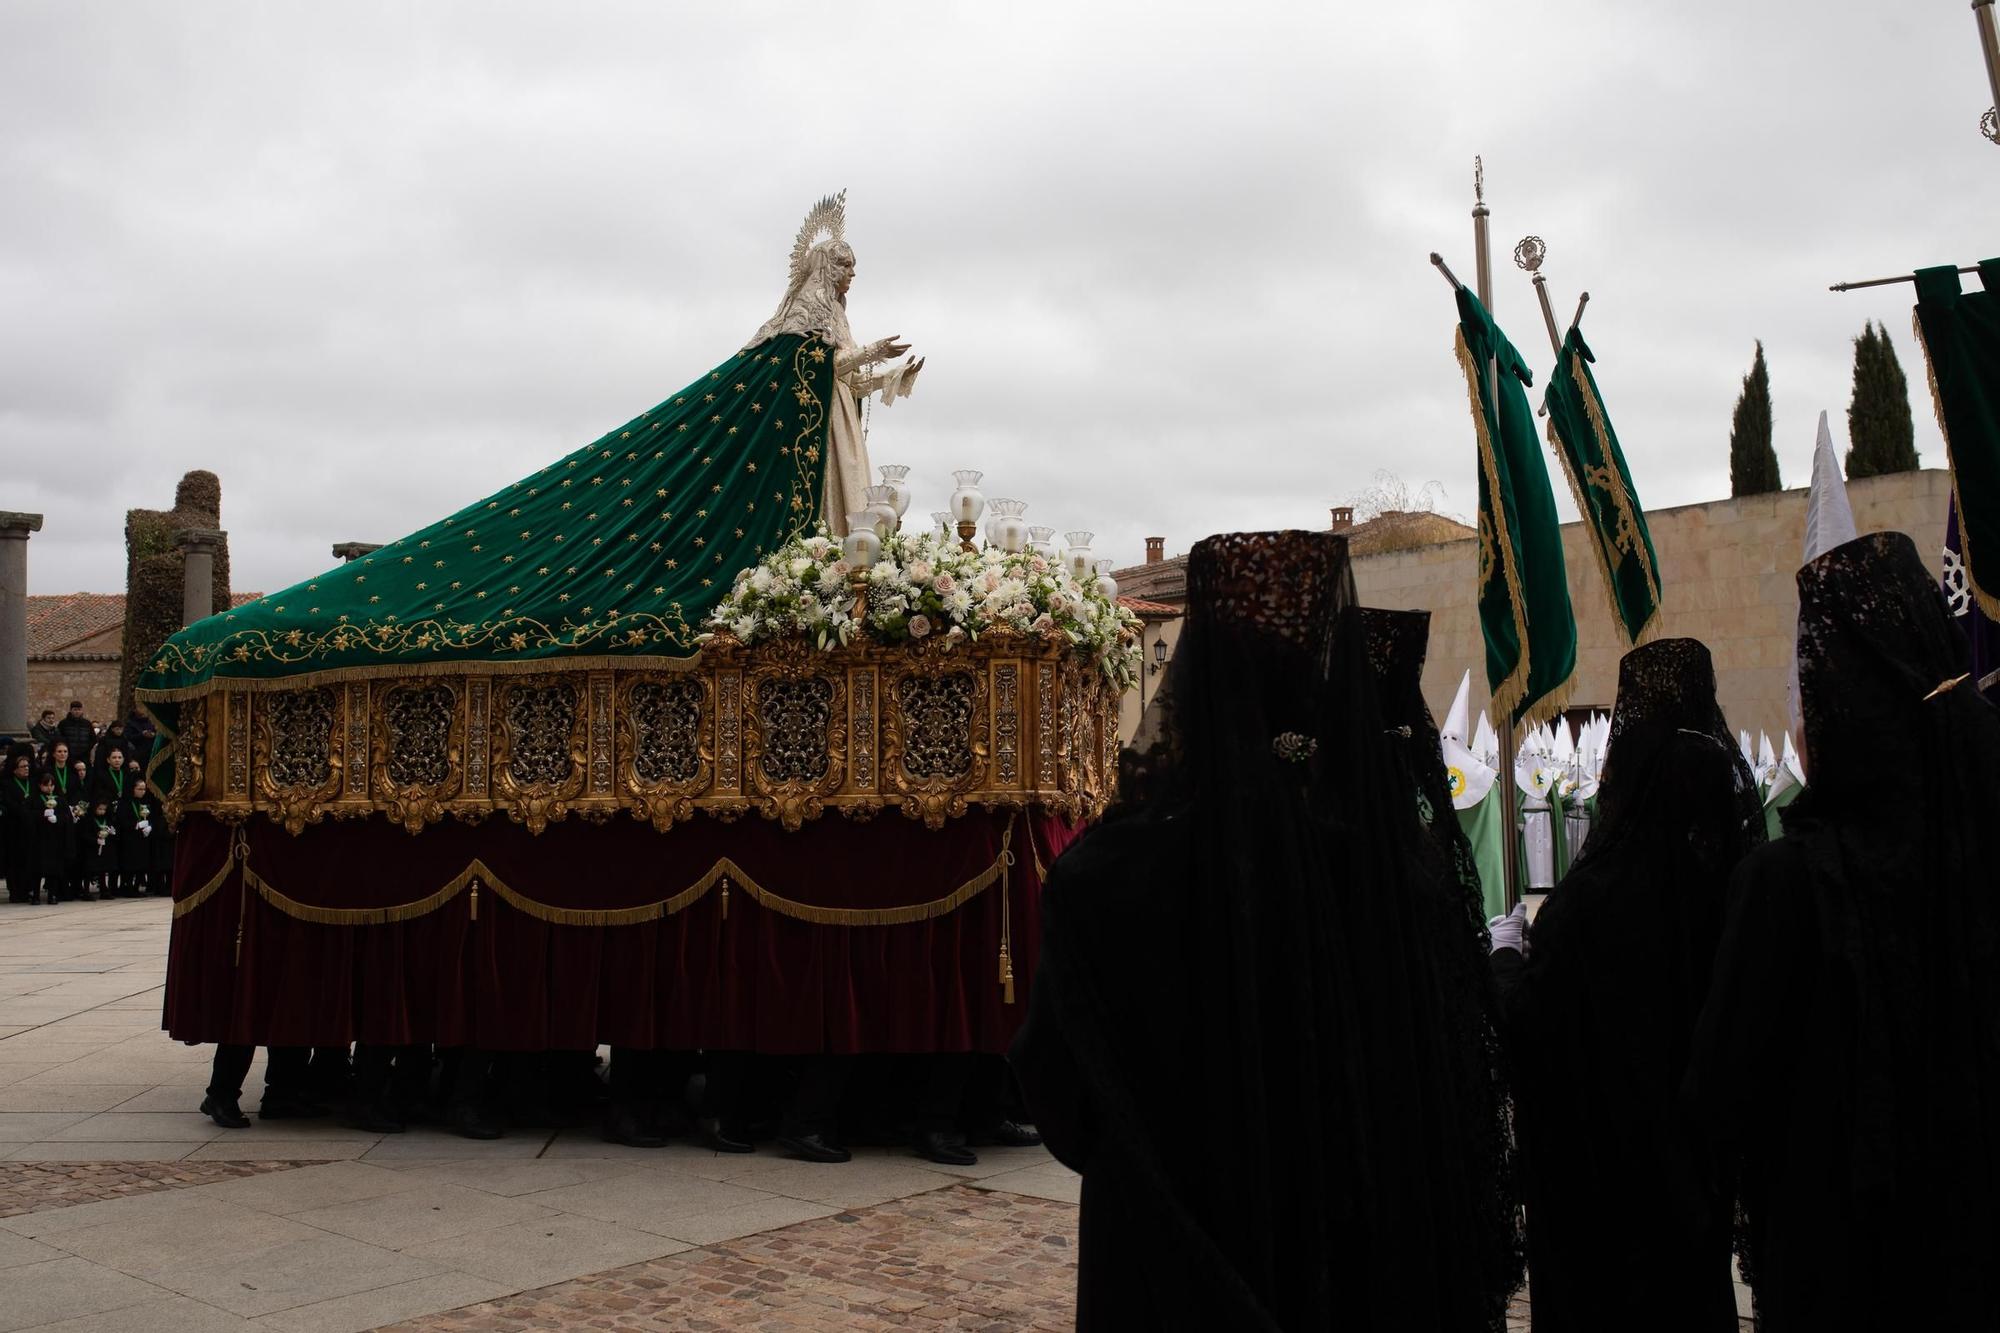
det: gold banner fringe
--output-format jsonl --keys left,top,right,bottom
{"left": 1912, "top": 308, "right": 2000, "bottom": 621}
{"left": 170, "top": 827, "right": 245, "bottom": 920}
{"left": 181, "top": 824, "right": 1016, "bottom": 931}
{"left": 1455, "top": 329, "right": 1534, "bottom": 724}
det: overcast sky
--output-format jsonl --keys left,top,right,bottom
{"left": 3, "top": 1, "right": 1992, "bottom": 595}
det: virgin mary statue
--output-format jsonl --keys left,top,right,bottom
{"left": 745, "top": 191, "right": 923, "bottom": 534}
{"left": 137, "top": 192, "right": 925, "bottom": 722}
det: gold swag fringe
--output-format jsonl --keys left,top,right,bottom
{"left": 177, "top": 824, "right": 1015, "bottom": 932}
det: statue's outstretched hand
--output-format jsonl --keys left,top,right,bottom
{"left": 873, "top": 336, "right": 911, "bottom": 360}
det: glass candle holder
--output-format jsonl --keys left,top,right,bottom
{"left": 950, "top": 471, "right": 986, "bottom": 525}
{"left": 1064, "top": 531, "right": 1096, "bottom": 579}
{"left": 1093, "top": 558, "right": 1119, "bottom": 601}
{"left": 862, "top": 485, "right": 899, "bottom": 537}
{"left": 843, "top": 516, "right": 881, "bottom": 568}
{"left": 1028, "top": 525, "right": 1057, "bottom": 556}
{"left": 876, "top": 464, "right": 912, "bottom": 519}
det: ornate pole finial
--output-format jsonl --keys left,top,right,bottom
{"left": 1983, "top": 106, "right": 2000, "bottom": 144}
{"left": 1512, "top": 235, "right": 1547, "bottom": 275}
{"left": 1473, "top": 155, "right": 1486, "bottom": 209}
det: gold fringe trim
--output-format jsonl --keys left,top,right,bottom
{"left": 170, "top": 827, "right": 245, "bottom": 919}
{"left": 179, "top": 826, "right": 1015, "bottom": 930}
{"left": 1514, "top": 670, "right": 1577, "bottom": 738}
{"left": 1912, "top": 307, "right": 2000, "bottom": 620}
{"left": 133, "top": 648, "right": 709, "bottom": 707}
{"left": 1456, "top": 328, "right": 1534, "bottom": 723}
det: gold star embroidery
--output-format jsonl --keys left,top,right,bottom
{"left": 509, "top": 633, "right": 528, "bottom": 650}
{"left": 402, "top": 556, "right": 413, "bottom": 564}
{"left": 559, "top": 593, "right": 571, "bottom": 602}
{"left": 450, "top": 581, "right": 462, "bottom": 590}
{"left": 416, "top": 582, "right": 428, "bottom": 591}
{"left": 677, "top": 423, "right": 688, "bottom": 432}
{"left": 653, "top": 586, "right": 666, "bottom": 595}
{"left": 693, "top": 537, "right": 706, "bottom": 548}
{"left": 711, "top": 484, "right": 723, "bottom": 494}
{"left": 509, "top": 508, "right": 521, "bottom": 517}
{"left": 734, "top": 528, "right": 745, "bottom": 538}
{"left": 620, "top": 431, "right": 630, "bottom": 439}
{"left": 750, "top": 402, "right": 762, "bottom": 413}
{"left": 809, "top": 347, "right": 825, "bottom": 362}
{"left": 696, "top": 509, "right": 708, "bottom": 519}
{"left": 369, "top": 595, "right": 380, "bottom": 603}
{"left": 666, "top": 559, "right": 679, "bottom": 569}
{"left": 434, "top": 560, "right": 445, "bottom": 568}
{"left": 537, "top": 566, "right": 550, "bottom": 575}
{"left": 502, "top": 555, "right": 515, "bottom": 564}
{"left": 726, "top": 426, "right": 738, "bottom": 436}
{"left": 701, "top": 577, "right": 712, "bottom": 587}
{"left": 354, "top": 575, "right": 366, "bottom": 584}
{"left": 747, "top": 462, "right": 758, "bottom": 473}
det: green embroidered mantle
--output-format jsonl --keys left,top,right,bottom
{"left": 137, "top": 334, "right": 833, "bottom": 703}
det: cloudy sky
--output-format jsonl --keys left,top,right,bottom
{"left": 3, "top": 1, "right": 1992, "bottom": 595}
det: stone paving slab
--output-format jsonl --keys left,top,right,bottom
{"left": 383, "top": 1185, "right": 1080, "bottom": 1333}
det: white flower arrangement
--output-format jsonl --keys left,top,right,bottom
{"left": 705, "top": 527, "right": 1143, "bottom": 690}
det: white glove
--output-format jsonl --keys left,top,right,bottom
{"left": 136, "top": 821, "right": 151, "bottom": 836}
{"left": 1488, "top": 901, "right": 1529, "bottom": 955}
{"left": 44, "top": 809, "right": 57, "bottom": 823}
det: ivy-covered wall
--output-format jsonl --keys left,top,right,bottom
{"left": 118, "top": 470, "right": 231, "bottom": 715}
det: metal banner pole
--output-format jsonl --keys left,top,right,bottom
{"left": 1472, "top": 159, "right": 1524, "bottom": 914}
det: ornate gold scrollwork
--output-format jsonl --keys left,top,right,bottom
{"left": 743, "top": 635, "right": 845, "bottom": 831}
{"left": 883, "top": 645, "right": 989, "bottom": 829}
{"left": 253, "top": 686, "right": 342, "bottom": 835}
{"left": 373, "top": 680, "right": 464, "bottom": 834}
{"left": 492, "top": 676, "right": 588, "bottom": 834}
{"left": 168, "top": 634, "right": 1123, "bottom": 833}
{"left": 165, "top": 702, "right": 207, "bottom": 827}
{"left": 618, "top": 671, "right": 712, "bottom": 832}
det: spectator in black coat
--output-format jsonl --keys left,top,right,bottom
{"left": 92, "top": 719, "right": 129, "bottom": 773}
{"left": 33, "top": 771, "right": 74, "bottom": 904}
{"left": 30, "top": 709, "right": 59, "bottom": 751}
{"left": 56, "top": 702, "right": 95, "bottom": 760}
{"left": 114, "top": 780, "right": 160, "bottom": 895}
{"left": 2, "top": 751, "right": 37, "bottom": 903}
{"left": 91, "top": 747, "right": 128, "bottom": 806}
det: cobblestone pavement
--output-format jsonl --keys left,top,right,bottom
{"left": 0, "top": 1159, "right": 310, "bottom": 1218}
{"left": 386, "top": 1185, "right": 1079, "bottom": 1332}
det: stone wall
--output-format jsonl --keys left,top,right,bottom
{"left": 1351, "top": 468, "right": 1953, "bottom": 738}
{"left": 26, "top": 658, "right": 121, "bottom": 725}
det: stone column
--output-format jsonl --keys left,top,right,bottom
{"left": 0, "top": 512, "right": 44, "bottom": 734}
{"left": 177, "top": 528, "right": 226, "bottom": 629}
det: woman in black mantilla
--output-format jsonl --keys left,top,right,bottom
{"left": 1489, "top": 637, "right": 1761, "bottom": 1332}
{"left": 1357, "top": 606, "right": 1525, "bottom": 1313}
{"left": 1011, "top": 532, "right": 1520, "bottom": 1332}
{"left": 1686, "top": 532, "right": 2000, "bottom": 1330}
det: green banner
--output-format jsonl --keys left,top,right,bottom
{"left": 1543, "top": 328, "right": 1662, "bottom": 644}
{"left": 1453, "top": 288, "right": 1577, "bottom": 728}
{"left": 135, "top": 333, "right": 834, "bottom": 702}
{"left": 1914, "top": 260, "right": 2000, "bottom": 619}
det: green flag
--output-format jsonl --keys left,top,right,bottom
{"left": 1453, "top": 287, "right": 1577, "bottom": 728}
{"left": 1542, "top": 327, "right": 1663, "bottom": 644}
{"left": 1913, "top": 260, "right": 2000, "bottom": 619}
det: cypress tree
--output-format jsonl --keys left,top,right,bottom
{"left": 1845, "top": 320, "right": 1918, "bottom": 478}
{"left": 1729, "top": 341, "right": 1781, "bottom": 496}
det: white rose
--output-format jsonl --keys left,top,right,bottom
{"left": 909, "top": 615, "right": 932, "bottom": 638}
{"left": 1031, "top": 613, "right": 1055, "bottom": 633}
{"left": 1029, "top": 556, "right": 1049, "bottom": 574}
{"left": 932, "top": 573, "right": 956, "bottom": 595}
{"left": 907, "top": 560, "right": 933, "bottom": 585}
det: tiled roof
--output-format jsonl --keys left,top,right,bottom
{"left": 1117, "top": 596, "right": 1181, "bottom": 618}
{"left": 26, "top": 593, "right": 126, "bottom": 656}
{"left": 28, "top": 592, "right": 262, "bottom": 657}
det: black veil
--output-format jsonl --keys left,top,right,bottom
{"left": 1497, "top": 637, "right": 1762, "bottom": 1332}
{"left": 1015, "top": 532, "right": 1521, "bottom": 1330}
{"left": 1688, "top": 531, "right": 2000, "bottom": 1328}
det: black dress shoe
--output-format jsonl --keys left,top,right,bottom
{"left": 602, "top": 1106, "right": 666, "bottom": 1149}
{"left": 777, "top": 1132, "right": 851, "bottom": 1164}
{"left": 449, "top": 1104, "right": 504, "bottom": 1140}
{"left": 916, "top": 1130, "right": 978, "bottom": 1167}
{"left": 201, "top": 1095, "right": 251, "bottom": 1129}
{"left": 698, "top": 1116, "right": 754, "bottom": 1154}
{"left": 972, "top": 1119, "right": 1043, "bottom": 1148}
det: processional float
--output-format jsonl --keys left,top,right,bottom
{"left": 139, "top": 194, "right": 1136, "bottom": 1055}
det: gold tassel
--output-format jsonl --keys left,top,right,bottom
{"left": 721, "top": 878, "right": 729, "bottom": 921}
{"left": 998, "top": 819, "right": 1016, "bottom": 1004}
{"left": 469, "top": 881, "right": 478, "bottom": 921}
